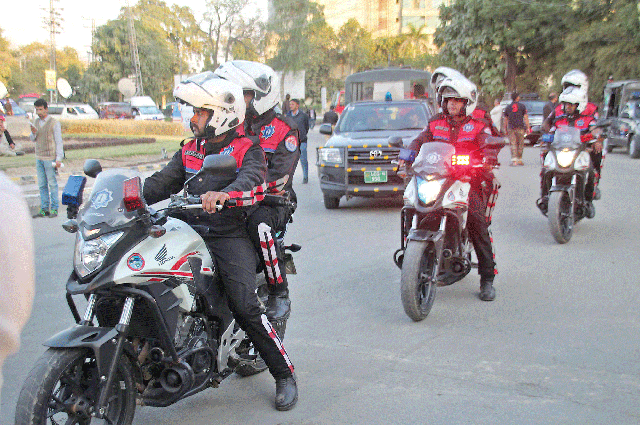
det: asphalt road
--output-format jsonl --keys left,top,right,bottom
{"left": 2, "top": 129, "right": 640, "bottom": 424}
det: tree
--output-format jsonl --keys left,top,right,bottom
{"left": 399, "top": 24, "right": 431, "bottom": 59}
{"left": 434, "top": 0, "right": 570, "bottom": 97}
{"left": 336, "top": 19, "right": 374, "bottom": 74}
{"left": 560, "top": 0, "right": 640, "bottom": 102}
{"left": 0, "top": 28, "right": 17, "bottom": 88}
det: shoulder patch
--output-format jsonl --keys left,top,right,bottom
{"left": 285, "top": 135, "right": 298, "bottom": 152}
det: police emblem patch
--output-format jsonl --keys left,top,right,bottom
{"left": 261, "top": 125, "right": 276, "bottom": 139}
{"left": 221, "top": 145, "right": 235, "bottom": 155}
{"left": 463, "top": 123, "right": 474, "bottom": 132}
{"left": 577, "top": 120, "right": 584, "bottom": 127}
{"left": 91, "top": 189, "right": 113, "bottom": 209}
{"left": 285, "top": 135, "right": 298, "bottom": 152}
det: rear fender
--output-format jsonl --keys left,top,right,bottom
{"left": 44, "top": 325, "right": 135, "bottom": 378}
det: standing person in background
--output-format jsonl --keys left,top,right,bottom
{"left": 503, "top": 92, "right": 530, "bottom": 166}
{"left": 0, "top": 115, "right": 24, "bottom": 156}
{"left": 30, "top": 99, "right": 64, "bottom": 218}
{"left": 288, "top": 99, "right": 310, "bottom": 184}
{"left": 0, "top": 171, "right": 35, "bottom": 404}
{"left": 490, "top": 99, "right": 504, "bottom": 134}
{"left": 323, "top": 105, "right": 339, "bottom": 126}
{"left": 282, "top": 93, "right": 291, "bottom": 115}
{"left": 543, "top": 92, "right": 558, "bottom": 121}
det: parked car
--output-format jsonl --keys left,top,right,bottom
{"left": 47, "top": 103, "right": 99, "bottom": 120}
{"left": 0, "top": 98, "right": 29, "bottom": 117}
{"left": 317, "top": 100, "right": 431, "bottom": 209}
{"left": 600, "top": 80, "right": 640, "bottom": 158}
{"left": 130, "top": 96, "right": 164, "bottom": 120}
{"left": 98, "top": 102, "right": 134, "bottom": 119}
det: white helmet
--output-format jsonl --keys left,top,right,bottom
{"left": 430, "top": 66, "right": 466, "bottom": 91}
{"left": 214, "top": 60, "right": 280, "bottom": 116}
{"left": 173, "top": 71, "right": 245, "bottom": 137}
{"left": 438, "top": 76, "right": 478, "bottom": 116}
{"left": 561, "top": 69, "right": 589, "bottom": 92}
{"left": 558, "top": 85, "right": 587, "bottom": 115}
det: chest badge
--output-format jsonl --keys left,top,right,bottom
{"left": 261, "top": 125, "right": 276, "bottom": 140}
{"left": 221, "top": 145, "right": 235, "bottom": 155}
{"left": 463, "top": 123, "right": 474, "bottom": 132}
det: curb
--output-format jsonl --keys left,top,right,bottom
{"left": 10, "top": 161, "right": 169, "bottom": 186}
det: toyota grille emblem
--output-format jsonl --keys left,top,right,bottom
{"left": 370, "top": 149, "right": 383, "bottom": 158}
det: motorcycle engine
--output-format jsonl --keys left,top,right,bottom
{"left": 175, "top": 315, "right": 213, "bottom": 374}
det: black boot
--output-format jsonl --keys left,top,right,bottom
{"left": 479, "top": 279, "right": 496, "bottom": 301}
{"left": 275, "top": 375, "right": 298, "bottom": 411}
{"left": 265, "top": 290, "right": 291, "bottom": 321}
{"left": 536, "top": 196, "right": 548, "bottom": 215}
{"left": 585, "top": 201, "right": 596, "bottom": 219}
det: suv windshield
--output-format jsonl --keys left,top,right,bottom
{"left": 337, "top": 103, "right": 428, "bottom": 133}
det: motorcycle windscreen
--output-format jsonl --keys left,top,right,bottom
{"left": 412, "top": 142, "right": 456, "bottom": 177}
{"left": 551, "top": 126, "right": 582, "bottom": 150}
{"left": 78, "top": 168, "right": 141, "bottom": 230}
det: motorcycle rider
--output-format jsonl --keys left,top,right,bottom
{"left": 398, "top": 74, "right": 501, "bottom": 301}
{"left": 547, "top": 69, "right": 603, "bottom": 201}
{"left": 142, "top": 73, "right": 298, "bottom": 411}
{"left": 539, "top": 85, "right": 603, "bottom": 218}
{"left": 214, "top": 61, "right": 299, "bottom": 339}
{"left": 430, "top": 67, "right": 502, "bottom": 136}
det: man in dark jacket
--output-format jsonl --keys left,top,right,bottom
{"left": 503, "top": 92, "right": 530, "bottom": 166}
{"left": 287, "top": 99, "right": 310, "bottom": 183}
{"left": 143, "top": 73, "right": 298, "bottom": 411}
{"left": 322, "top": 105, "right": 339, "bottom": 126}
{"left": 214, "top": 60, "right": 300, "bottom": 340}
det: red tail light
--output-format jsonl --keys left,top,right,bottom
{"left": 123, "top": 177, "right": 145, "bottom": 212}
{"left": 451, "top": 154, "right": 470, "bottom": 166}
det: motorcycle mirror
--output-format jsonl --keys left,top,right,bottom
{"left": 388, "top": 136, "right": 403, "bottom": 148}
{"left": 83, "top": 159, "right": 102, "bottom": 178}
{"left": 201, "top": 154, "right": 237, "bottom": 175}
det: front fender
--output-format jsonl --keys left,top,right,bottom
{"left": 45, "top": 325, "right": 129, "bottom": 378}
{"left": 407, "top": 228, "right": 444, "bottom": 243}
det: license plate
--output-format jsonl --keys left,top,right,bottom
{"left": 364, "top": 170, "right": 387, "bottom": 183}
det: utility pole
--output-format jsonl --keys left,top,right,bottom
{"left": 126, "top": 0, "right": 144, "bottom": 96}
{"left": 43, "top": 0, "right": 63, "bottom": 103}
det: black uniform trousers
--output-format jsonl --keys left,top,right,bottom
{"left": 246, "top": 205, "right": 290, "bottom": 295}
{"left": 467, "top": 180, "right": 497, "bottom": 280}
{"left": 203, "top": 233, "right": 293, "bottom": 378}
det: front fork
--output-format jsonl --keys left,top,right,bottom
{"left": 550, "top": 175, "right": 577, "bottom": 215}
{"left": 83, "top": 295, "right": 135, "bottom": 419}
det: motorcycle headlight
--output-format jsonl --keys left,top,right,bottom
{"left": 417, "top": 176, "right": 444, "bottom": 205}
{"left": 74, "top": 231, "right": 124, "bottom": 278}
{"left": 574, "top": 151, "right": 591, "bottom": 171}
{"left": 556, "top": 149, "right": 576, "bottom": 168}
{"left": 319, "top": 148, "right": 343, "bottom": 164}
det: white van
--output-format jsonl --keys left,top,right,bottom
{"left": 130, "top": 96, "right": 164, "bottom": 120}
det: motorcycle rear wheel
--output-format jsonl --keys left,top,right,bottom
{"left": 15, "top": 348, "right": 136, "bottom": 425}
{"left": 400, "top": 240, "right": 437, "bottom": 322}
{"left": 548, "top": 191, "right": 574, "bottom": 244}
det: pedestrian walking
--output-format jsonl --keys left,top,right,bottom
{"left": 287, "top": 99, "right": 310, "bottom": 183}
{"left": 503, "top": 92, "right": 530, "bottom": 166}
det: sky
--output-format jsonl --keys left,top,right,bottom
{"left": 1, "top": 0, "right": 267, "bottom": 63}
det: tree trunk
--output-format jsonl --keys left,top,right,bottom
{"left": 504, "top": 47, "right": 517, "bottom": 93}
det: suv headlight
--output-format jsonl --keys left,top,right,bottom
{"left": 74, "top": 231, "right": 124, "bottom": 278}
{"left": 319, "top": 148, "right": 343, "bottom": 164}
{"left": 556, "top": 149, "right": 576, "bottom": 168}
{"left": 417, "top": 176, "right": 444, "bottom": 205}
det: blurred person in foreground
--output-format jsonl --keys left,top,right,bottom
{"left": 0, "top": 171, "right": 35, "bottom": 404}
{"left": 0, "top": 115, "right": 25, "bottom": 156}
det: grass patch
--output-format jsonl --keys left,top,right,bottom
{"left": 0, "top": 135, "right": 189, "bottom": 171}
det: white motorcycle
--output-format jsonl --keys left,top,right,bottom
{"left": 15, "top": 156, "right": 286, "bottom": 424}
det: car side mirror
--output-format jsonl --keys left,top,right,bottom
{"left": 388, "top": 136, "right": 404, "bottom": 148}
{"left": 621, "top": 112, "right": 631, "bottom": 119}
{"left": 319, "top": 123, "right": 333, "bottom": 135}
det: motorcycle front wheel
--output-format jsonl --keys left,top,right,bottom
{"left": 400, "top": 240, "right": 438, "bottom": 322}
{"left": 15, "top": 348, "right": 137, "bottom": 425}
{"left": 548, "top": 190, "right": 574, "bottom": 244}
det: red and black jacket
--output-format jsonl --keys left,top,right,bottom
{"left": 551, "top": 113, "right": 597, "bottom": 143}
{"left": 143, "top": 130, "right": 267, "bottom": 237}
{"left": 245, "top": 109, "right": 300, "bottom": 202}
{"left": 409, "top": 112, "right": 492, "bottom": 154}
